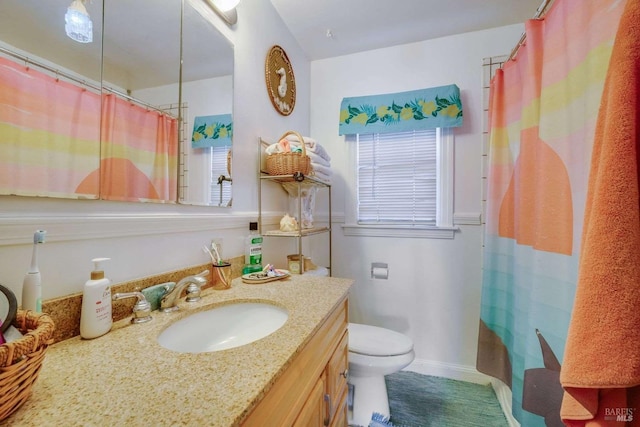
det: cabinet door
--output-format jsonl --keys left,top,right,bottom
{"left": 329, "top": 387, "right": 348, "bottom": 427}
{"left": 293, "top": 374, "right": 326, "bottom": 427}
{"left": 325, "top": 331, "right": 348, "bottom": 423}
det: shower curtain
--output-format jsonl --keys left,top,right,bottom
{"left": 98, "top": 94, "right": 178, "bottom": 203}
{"left": 477, "top": 0, "right": 627, "bottom": 426}
{"left": 0, "top": 56, "right": 178, "bottom": 203}
{"left": 0, "top": 56, "right": 101, "bottom": 199}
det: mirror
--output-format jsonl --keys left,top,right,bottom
{"left": 0, "top": 283, "right": 18, "bottom": 334}
{"left": 0, "top": 0, "right": 103, "bottom": 200}
{"left": 0, "top": 0, "right": 233, "bottom": 206}
{"left": 180, "top": 1, "right": 234, "bottom": 206}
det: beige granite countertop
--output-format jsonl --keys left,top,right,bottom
{"left": 1, "top": 275, "right": 352, "bottom": 427}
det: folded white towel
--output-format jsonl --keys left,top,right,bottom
{"left": 265, "top": 141, "right": 304, "bottom": 154}
{"left": 307, "top": 151, "right": 330, "bottom": 168}
{"left": 311, "top": 170, "right": 331, "bottom": 184}
{"left": 311, "top": 163, "right": 332, "bottom": 177}
{"left": 285, "top": 135, "right": 331, "bottom": 162}
{"left": 265, "top": 143, "right": 282, "bottom": 155}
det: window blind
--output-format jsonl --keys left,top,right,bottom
{"left": 209, "top": 145, "right": 232, "bottom": 206}
{"left": 355, "top": 129, "right": 438, "bottom": 224}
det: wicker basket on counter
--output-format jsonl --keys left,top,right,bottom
{"left": 265, "top": 130, "right": 311, "bottom": 177}
{"left": 0, "top": 310, "right": 55, "bottom": 421}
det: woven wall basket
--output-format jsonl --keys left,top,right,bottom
{"left": 0, "top": 310, "right": 55, "bottom": 421}
{"left": 265, "top": 130, "right": 311, "bottom": 177}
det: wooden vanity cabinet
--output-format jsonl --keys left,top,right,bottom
{"left": 325, "top": 332, "right": 348, "bottom": 426}
{"left": 293, "top": 375, "right": 326, "bottom": 426}
{"left": 241, "top": 296, "right": 349, "bottom": 427}
{"left": 295, "top": 331, "right": 348, "bottom": 427}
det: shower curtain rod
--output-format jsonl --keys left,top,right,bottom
{"left": 0, "top": 46, "right": 176, "bottom": 118}
{"left": 507, "top": 0, "right": 555, "bottom": 61}
{"left": 0, "top": 45, "right": 101, "bottom": 92}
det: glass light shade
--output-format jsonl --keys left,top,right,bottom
{"left": 65, "top": 0, "right": 93, "bottom": 43}
{"left": 212, "top": 0, "right": 241, "bottom": 12}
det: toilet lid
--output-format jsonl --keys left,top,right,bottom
{"left": 348, "top": 323, "right": 413, "bottom": 357}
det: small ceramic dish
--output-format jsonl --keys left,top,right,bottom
{"left": 241, "top": 270, "right": 290, "bottom": 284}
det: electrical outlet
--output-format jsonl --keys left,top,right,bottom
{"left": 211, "top": 238, "right": 224, "bottom": 261}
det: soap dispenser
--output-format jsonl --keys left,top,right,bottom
{"left": 80, "top": 257, "right": 113, "bottom": 339}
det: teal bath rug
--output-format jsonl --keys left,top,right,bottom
{"left": 384, "top": 371, "right": 509, "bottom": 427}
{"left": 369, "top": 412, "right": 406, "bottom": 427}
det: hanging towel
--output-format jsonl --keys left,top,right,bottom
{"left": 560, "top": 0, "right": 640, "bottom": 424}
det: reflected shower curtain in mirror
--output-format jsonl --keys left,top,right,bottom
{"left": 99, "top": 94, "right": 178, "bottom": 203}
{"left": 0, "top": 56, "right": 101, "bottom": 199}
{"left": 477, "top": 0, "right": 626, "bottom": 426}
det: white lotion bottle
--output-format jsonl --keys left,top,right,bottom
{"left": 80, "top": 258, "right": 113, "bottom": 339}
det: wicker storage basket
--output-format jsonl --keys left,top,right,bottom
{"left": 265, "top": 130, "right": 311, "bottom": 177}
{"left": 0, "top": 310, "right": 55, "bottom": 421}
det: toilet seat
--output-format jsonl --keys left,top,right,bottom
{"left": 348, "top": 323, "right": 413, "bottom": 357}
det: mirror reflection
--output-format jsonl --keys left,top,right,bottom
{"left": 99, "top": 0, "right": 181, "bottom": 203}
{"left": 0, "top": 0, "right": 103, "bottom": 199}
{"left": 0, "top": 0, "right": 234, "bottom": 207}
{"left": 180, "top": 1, "right": 234, "bottom": 206}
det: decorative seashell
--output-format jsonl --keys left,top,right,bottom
{"left": 280, "top": 213, "right": 298, "bottom": 232}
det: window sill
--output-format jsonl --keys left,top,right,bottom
{"left": 341, "top": 224, "right": 458, "bottom": 239}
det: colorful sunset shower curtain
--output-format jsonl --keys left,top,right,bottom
{"left": 97, "top": 94, "right": 178, "bottom": 202}
{"left": 477, "top": 0, "right": 626, "bottom": 426}
{"left": 0, "top": 56, "right": 101, "bottom": 199}
{"left": 0, "top": 56, "right": 178, "bottom": 203}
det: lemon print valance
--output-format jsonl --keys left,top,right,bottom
{"left": 192, "top": 114, "right": 233, "bottom": 148}
{"left": 339, "top": 84, "right": 463, "bottom": 135}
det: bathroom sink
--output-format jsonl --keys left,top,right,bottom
{"left": 157, "top": 302, "right": 288, "bottom": 353}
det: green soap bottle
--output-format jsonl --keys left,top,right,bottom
{"left": 243, "top": 222, "right": 263, "bottom": 274}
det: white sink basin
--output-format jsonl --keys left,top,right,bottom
{"left": 157, "top": 302, "right": 288, "bottom": 353}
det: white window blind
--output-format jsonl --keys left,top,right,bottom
{"left": 209, "top": 145, "right": 232, "bottom": 206}
{"left": 356, "top": 129, "right": 438, "bottom": 225}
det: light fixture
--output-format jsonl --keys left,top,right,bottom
{"left": 65, "top": 0, "right": 93, "bottom": 43}
{"left": 205, "top": 0, "right": 241, "bottom": 26}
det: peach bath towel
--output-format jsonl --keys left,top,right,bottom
{"left": 560, "top": 0, "right": 640, "bottom": 425}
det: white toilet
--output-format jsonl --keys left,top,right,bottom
{"left": 347, "top": 323, "right": 415, "bottom": 427}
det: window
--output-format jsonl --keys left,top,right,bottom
{"left": 209, "top": 145, "right": 232, "bottom": 206}
{"left": 344, "top": 128, "right": 455, "bottom": 238}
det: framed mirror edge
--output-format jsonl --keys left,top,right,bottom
{"left": 0, "top": 0, "right": 234, "bottom": 208}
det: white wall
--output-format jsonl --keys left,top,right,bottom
{"left": 310, "top": 24, "right": 524, "bottom": 370}
{"left": 0, "top": 0, "right": 310, "bottom": 301}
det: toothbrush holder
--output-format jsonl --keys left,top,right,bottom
{"left": 211, "top": 262, "right": 232, "bottom": 290}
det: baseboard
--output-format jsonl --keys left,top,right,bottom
{"left": 403, "top": 358, "right": 520, "bottom": 426}
{"left": 489, "top": 378, "right": 521, "bottom": 427}
{"left": 403, "top": 358, "right": 492, "bottom": 385}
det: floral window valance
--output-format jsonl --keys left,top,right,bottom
{"left": 338, "top": 84, "right": 463, "bottom": 135}
{"left": 192, "top": 114, "right": 233, "bottom": 148}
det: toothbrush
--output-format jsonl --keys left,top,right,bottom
{"left": 210, "top": 242, "right": 223, "bottom": 265}
{"left": 202, "top": 246, "right": 217, "bottom": 264}
{"left": 22, "top": 230, "right": 46, "bottom": 312}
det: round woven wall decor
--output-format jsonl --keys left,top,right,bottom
{"left": 265, "top": 45, "right": 296, "bottom": 116}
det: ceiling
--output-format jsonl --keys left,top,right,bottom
{"left": 0, "top": 0, "right": 233, "bottom": 91}
{"left": 269, "top": 0, "right": 543, "bottom": 60}
{"left": 0, "top": 0, "right": 543, "bottom": 91}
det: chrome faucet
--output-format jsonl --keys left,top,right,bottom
{"left": 160, "top": 270, "right": 209, "bottom": 312}
{"left": 112, "top": 291, "right": 152, "bottom": 324}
